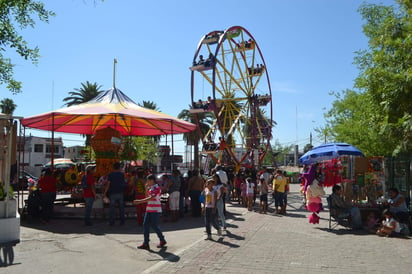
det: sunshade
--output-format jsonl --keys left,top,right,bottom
{"left": 44, "top": 158, "right": 75, "bottom": 168}
{"left": 21, "top": 87, "right": 196, "bottom": 136}
{"left": 299, "top": 142, "right": 364, "bottom": 165}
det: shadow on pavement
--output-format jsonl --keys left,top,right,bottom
{"left": 215, "top": 237, "right": 240, "bottom": 248}
{"left": 315, "top": 227, "right": 371, "bottom": 236}
{"left": 20, "top": 214, "right": 204, "bottom": 235}
{"left": 147, "top": 247, "right": 180, "bottom": 263}
{"left": 225, "top": 230, "right": 245, "bottom": 241}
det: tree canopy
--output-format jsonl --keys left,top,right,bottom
{"left": 0, "top": 1, "right": 54, "bottom": 94}
{"left": 324, "top": 0, "right": 412, "bottom": 156}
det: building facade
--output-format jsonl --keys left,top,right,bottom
{"left": 18, "top": 136, "right": 64, "bottom": 177}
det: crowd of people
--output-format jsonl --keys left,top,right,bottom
{"left": 28, "top": 162, "right": 410, "bottom": 250}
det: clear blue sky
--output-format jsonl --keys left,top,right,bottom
{"left": 6, "top": 0, "right": 396, "bottom": 155}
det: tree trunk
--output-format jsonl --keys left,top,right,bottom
{"left": 193, "top": 142, "right": 199, "bottom": 170}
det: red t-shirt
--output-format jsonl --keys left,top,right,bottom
{"left": 39, "top": 176, "right": 57, "bottom": 193}
{"left": 83, "top": 174, "right": 95, "bottom": 198}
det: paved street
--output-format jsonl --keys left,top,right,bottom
{"left": 2, "top": 184, "right": 411, "bottom": 274}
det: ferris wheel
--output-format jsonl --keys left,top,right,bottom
{"left": 190, "top": 26, "right": 273, "bottom": 171}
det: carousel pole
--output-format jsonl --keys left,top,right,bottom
{"left": 171, "top": 121, "right": 174, "bottom": 172}
{"left": 113, "top": 58, "right": 117, "bottom": 88}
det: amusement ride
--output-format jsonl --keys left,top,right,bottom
{"left": 190, "top": 26, "right": 273, "bottom": 172}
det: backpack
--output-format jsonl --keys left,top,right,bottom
{"left": 81, "top": 175, "right": 88, "bottom": 190}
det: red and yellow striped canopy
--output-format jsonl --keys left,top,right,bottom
{"left": 21, "top": 87, "right": 196, "bottom": 136}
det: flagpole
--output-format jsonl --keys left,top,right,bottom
{"left": 113, "top": 58, "right": 117, "bottom": 88}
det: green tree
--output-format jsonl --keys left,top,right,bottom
{"left": 120, "top": 136, "right": 158, "bottom": 166}
{"left": 63, "top": 81, "right": 103, "bottom": 107}
{"left": 355, "top": 1, "right": 412, "bottom": 155}
{"left": 0, "top": 1, "right": 54, "bottom": 94}
{"left": 0, "top": 98, "right": 16, "bottom": 115}
{"left": 271, "top": 140, "right": 294, "bottom": 166}
{"left": 178, "top": 108, "right": 213, "bottom": 170}
{"left": 323, "top": 90, "right": 394, "bottom": 156}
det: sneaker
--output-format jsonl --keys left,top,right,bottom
{"left": 137, "top": 243, "right": 150, "bottom": 250}
{"left": 217, "top": 229, "right": 222, "bottom": 236}
{"left": 157, "top": 241, "right": 167, "bottom": 248}
{"left": 205, "top": 235, "right": 212, "bottom": 240}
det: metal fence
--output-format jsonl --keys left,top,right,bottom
{"left": 384, "top": 157, "right": 411, "bottom": 208}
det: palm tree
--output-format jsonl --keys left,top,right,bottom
{"left": 178, "top": 108, "right": 213, "bottom": 170}
{"left": 0, "top": 98, "right": 17, "bottom": 115}
{"left": 138, "top": 100, "right": 162, "bottom": 143}
{"left": 62, "top": 81, "right": 103, "bottom": 146}
{"left": 62, "top": 81, "right": 103, "bottom": 107}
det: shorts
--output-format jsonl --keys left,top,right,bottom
{"left": 168, "top": 191, "right": 180, "bottom": 211}
{"left": 260, "top": 194, "right": 268, "bottom": 202}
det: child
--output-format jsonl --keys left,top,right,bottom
{"left": 364, "top": 212, "right": 379, "bottom": 233}
{"left": 241, "top": 179, "right": 247, "bottom": 207}
{"left": 257, "top": 177, "right": 268, "bottom": 214}
{"left": 376, "top": 209, "right": 401, "bottom": 237}
{"left": 245, "top": 177, "right": 255, "bottom": 211}
{"left": 134, "top": 174, "right": 167, "bottom": 250}
{"left": 203, "top": 179, "right": 221, "bottom": 240}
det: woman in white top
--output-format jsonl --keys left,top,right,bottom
{"left": 245, "top": 177, "right": 255, "bottom": 211}
{"left": 376, "top": 209, "right": 401, "bottom": 237}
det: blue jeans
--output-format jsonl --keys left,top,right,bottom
{"left": 205, "top": 207, "right": 220, "bottom": 236}
{"left": 226, "top": 184, "right": 232, "bottom": 202}
{"left": 216, "top": 199, "right": 226, "bottom": 228}
{"left": 84, "top": 197, "right": 94, "bottom": 224}
{"left": 143, "top": 212, "right": 165, "bottom": 244}
{"left": 109, "top": 193, "right": 125, "bottom": 224}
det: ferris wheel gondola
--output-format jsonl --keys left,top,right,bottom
{"left": 190, "top": 26, "right": 273, "bottom": 171}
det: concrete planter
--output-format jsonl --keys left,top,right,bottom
{"left": 0, "top": 199, "right": 17, "bottom": 218}
{"left": 0, "top": 216, "right": 20, "bottom": 244}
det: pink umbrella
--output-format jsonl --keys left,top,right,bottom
{"left": 21, "top": 87, "right": 196, "bottom": 136}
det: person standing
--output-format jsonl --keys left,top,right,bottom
{"left": 282, "top": 171, "right": 290, "bottom": 215}
{"left": 187, "top": 169, "right": 204, "bottom": 217}
{"left": 167, "top": 169, "right": 182, "bottom": 222}
{"left": 134, "top": 174, "right": 167, "bottom": 250}
{"left": 83, "top": 165, "right": 96, "bottom": 226}
{"left": 258, "top": 177, "right": 268, "bottom": 214}
{"left": 104, "top": 162, "right": 126, "bottom": 226}
{"left": 245, "top": 177, "right": 255, "bottom": 211}
{"left": 213, "top": 174, "right": 227, "bottom": 231}
{"left": 203, "top": 179, "right": 221, "bottom": 240}
{"left": 215, "top": 165, "right": 229, "bottom": 199}
{"left": 272, "top": 169, "right": 286, "bottom": 214}
{"left": 38, "top": 168, "right": 57, "bottom": 223}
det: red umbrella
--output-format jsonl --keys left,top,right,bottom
{"left": 21, "top": 87, "right": 196, "bottom": 136}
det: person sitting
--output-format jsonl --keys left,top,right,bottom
{"left": 386, "top": 187, "right": 409, "bottom": 224}
{"left": 204, "top": 53, "right": 214, "bottom": 67}
{"left": 330, "top": 185, "right": 362, "bottom": 229}
{"left": 376, "top": 209, "right": 401, "bottom": 237}
{"left": 197, "top": 55, "right": 205, "bottom": 65}
{"left": 193, "top": 99, "right": 203, "bottom": 109}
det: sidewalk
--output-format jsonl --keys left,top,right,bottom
{"left": 3, "top": 184, "right": 412, "bottom": 274}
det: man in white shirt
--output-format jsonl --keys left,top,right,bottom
{"left": 216, "top": 165, "right": 230, "bottom": 199}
